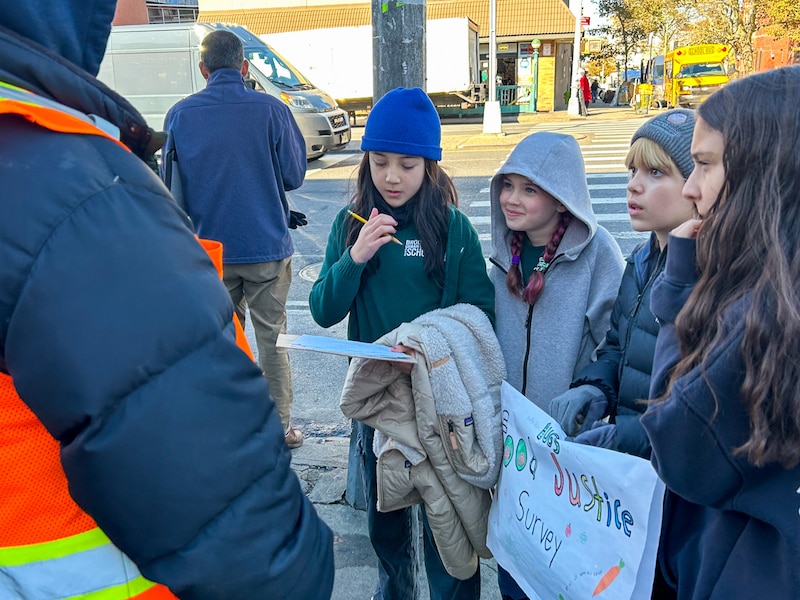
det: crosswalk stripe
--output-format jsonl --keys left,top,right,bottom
{"left": 590, "top": 183, "right": 627, "bottom": 190}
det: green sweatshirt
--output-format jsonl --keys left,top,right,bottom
{"left": 310, "top": 205, "right": 495, "bottom": 342}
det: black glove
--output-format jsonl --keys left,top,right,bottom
{"left": 289, "top": 210, "right": 308, "bottom": 229}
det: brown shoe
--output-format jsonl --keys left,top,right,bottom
{"left": 285, "top": 427, "right": 304, "bottom": 449}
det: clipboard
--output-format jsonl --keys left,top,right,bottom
{"left": 277, "top": 334, "right": 416, "bottom": 363}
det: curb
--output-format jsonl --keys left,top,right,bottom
{"left": 439, "top": 105, "right": 659, "bottom": 151}
{"left": 290, "top": 436, "right": 350, "bottom": 505}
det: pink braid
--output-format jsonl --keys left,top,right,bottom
{"left": 522, "top": 212, "right": 572, "bottom": 305}
{"left": 505, "top": 231, "right": 527, "bottom": 298}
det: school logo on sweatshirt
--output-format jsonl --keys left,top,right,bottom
{"left": 404, "top": 239, "right": 424, "bottom": 257}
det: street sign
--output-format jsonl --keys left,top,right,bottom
{"left": 585, "top": 39, "right": 602, "bottom": 53}
{"left": 581, "top": 16, "right": 591, "bottom": 27}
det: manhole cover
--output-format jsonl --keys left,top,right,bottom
{"left": 299, "top": 262, "right": 323, "bottom": 282}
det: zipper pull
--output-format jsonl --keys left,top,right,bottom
{"left": 448, "top": 420, "right": 459, "bottom": 450}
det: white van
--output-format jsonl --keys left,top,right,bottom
{"left": 98, "top": 22, "right": 351, "bottom": 160}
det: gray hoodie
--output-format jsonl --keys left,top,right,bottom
{"left": 489, "top": 132, "right": 624, "bottom": 411}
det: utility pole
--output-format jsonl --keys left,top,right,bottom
{"left": 482, "top": 0, "right": 502, "bottom": 133}
{"left": 372, "top": 0, "right": 426, "bottom": 103}
{"left": 567, "top": 0, "right": 582, "bottom": 115}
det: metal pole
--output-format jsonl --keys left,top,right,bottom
{"left": 529, "top": 38, "right": 540, "bottom": 113}
{"left": 533, "top": 49, "right": 539, "bottom": 111}
{"left": 372, "top": 0, "right": 425, "bottom": 103}
{"left": 482, "top": 0, "right": 501, "bottom": 133}
{"left": 528, "top": 56, "right": 536, "bottom": 113}
{"left": 567, "top": 2, "right": 582, "bottom": 115}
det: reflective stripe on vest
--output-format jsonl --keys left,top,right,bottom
{"left": 0, "top": 80, "right": 128, "bottom": 150}
{"left": 0, "top": 374, "right": 177, "bottom": 599}
{"left": 0, "top": 529, "right": 162, "bottom": 600}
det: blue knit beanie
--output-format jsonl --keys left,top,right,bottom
{"left": 361, "top": 87, "right": 442, "bottom": 160}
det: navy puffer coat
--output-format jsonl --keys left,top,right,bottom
{"left": 0, "top": 3, "right": 333, "bottom": 598}
{"left": 573, "top": 234, "right": 666, "bottom": 458}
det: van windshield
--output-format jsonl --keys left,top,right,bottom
{"left": 246, "top": 48, "right": 313, "bottom": 90}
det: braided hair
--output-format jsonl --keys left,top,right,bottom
{"left": 506, "top": 211, "right": 572, "bottom": 305}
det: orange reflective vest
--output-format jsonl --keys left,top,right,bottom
{"left": 0, "top": 81, "right": 252, "bottom": 598}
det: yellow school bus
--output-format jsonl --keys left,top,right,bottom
{"left": 664, "top": 44, "right": 730, "bottom": 108}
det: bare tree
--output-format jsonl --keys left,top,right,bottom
{"left": 685, "top": 0, "right": 768, "bottom": 75}
{"left": 597, "top": 0, "right": 649, "bottom": 80}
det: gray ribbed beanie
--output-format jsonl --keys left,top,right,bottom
{"left": 630, "top": 109, "right": 696, "bottom": 179}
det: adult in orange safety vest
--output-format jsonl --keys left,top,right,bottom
{"left": 0, "top": 2, "right": 334, "bottom": 599}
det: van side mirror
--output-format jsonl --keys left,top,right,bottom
{"left": 245, "top": 78, "right": 257, "bottom": 90}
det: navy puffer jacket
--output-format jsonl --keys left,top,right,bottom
{"left": 573, "top": 234, "right": 666, "bottom": 458}
{"left": 0, "top": 3, "right": 333, "bottom": 598}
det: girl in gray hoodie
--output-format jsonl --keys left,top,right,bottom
{"left": 489, "top": 132, "right": 624, "bottom": 598}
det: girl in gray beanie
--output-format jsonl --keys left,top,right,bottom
{"left": 549, "top": 108, "right": 697, "bottom": 450}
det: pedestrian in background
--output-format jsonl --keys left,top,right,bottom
{"left": 488, "top": 131, "right": 623, "bottom": 599}
{"left": 549, "top": 109, "right": 696, "bottom": 457}
{"left": 0, "top": 1, "right": 334, "bottom": 598}
{"left": 591, "top": 79, "right": 600, "bottom": 103}
{"left": 163, "top": 29, "right": 308, "bottom": 448}
{"left": 579, "top": 69, "right": 591, "bottom": 115}
{"left": 310, "top": 87, "right": 494, "bottom": 600}
{"left": 643, "top": 66, "right": 800, "bottom": 599}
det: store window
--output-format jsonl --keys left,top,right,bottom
{"left": 148, "top": 6, "right": 198, "bottom": 23}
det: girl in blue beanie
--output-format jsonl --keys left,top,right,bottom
{"left": 309, "top": 87, "right": 494, "bottom": 599}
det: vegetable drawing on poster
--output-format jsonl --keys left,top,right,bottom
{"left": 487, "top": 382, "right": 665, "bottom": 600}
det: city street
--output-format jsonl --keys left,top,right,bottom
{"left": 244, "top": 107, "right": 655, "bottom": 438}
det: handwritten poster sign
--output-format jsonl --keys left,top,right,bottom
{"left": 487, "top": 382, "right": 665, "bottom": 599}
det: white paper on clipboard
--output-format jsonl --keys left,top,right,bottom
{"left": 277, "top": 334, "right": 416, "bottom": 363}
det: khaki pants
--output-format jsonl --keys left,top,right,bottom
{"left": 224, "top": 258, "right": 293, "bottom": 430}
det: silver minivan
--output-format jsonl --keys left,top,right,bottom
{"left": 98, "top": 22, "right": 351, "bottom": 160}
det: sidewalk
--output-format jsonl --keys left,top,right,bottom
{"left": 290, "top": 437, "right": 501, "bottom": 599}
{"left": 440, "top": 102, "right": 657, "bottom": 152}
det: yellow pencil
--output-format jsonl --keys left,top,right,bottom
{"left": 347, "top": 210, "right": 404, "bottom": 246}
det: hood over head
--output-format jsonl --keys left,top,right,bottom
{"left": 489, "top": 132, "right": 597, "bottom": 267}
{"left": 0, "top": 0, "right": 116, "bottom": 76}
{"left": 0, "top": 1, "right": 164, "bottom": 162}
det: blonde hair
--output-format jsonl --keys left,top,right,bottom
{"left": 625, "top": 137, "right": 679, "bottom": 177}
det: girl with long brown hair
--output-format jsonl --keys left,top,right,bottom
{"left": 642, "top": 66, "right": 800, "bottom": 599}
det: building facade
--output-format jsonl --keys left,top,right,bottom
{"left": 114, "top": 0, "right": 198, "bottom": 25}
{"left": 113, "top": 0, "right": 580, "bottom": 111}
{"left": 198, "top": 0, "right": 578, "bottom": 111}
{"left": 752, "top": 33, "right": 800, "bottom": 72}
